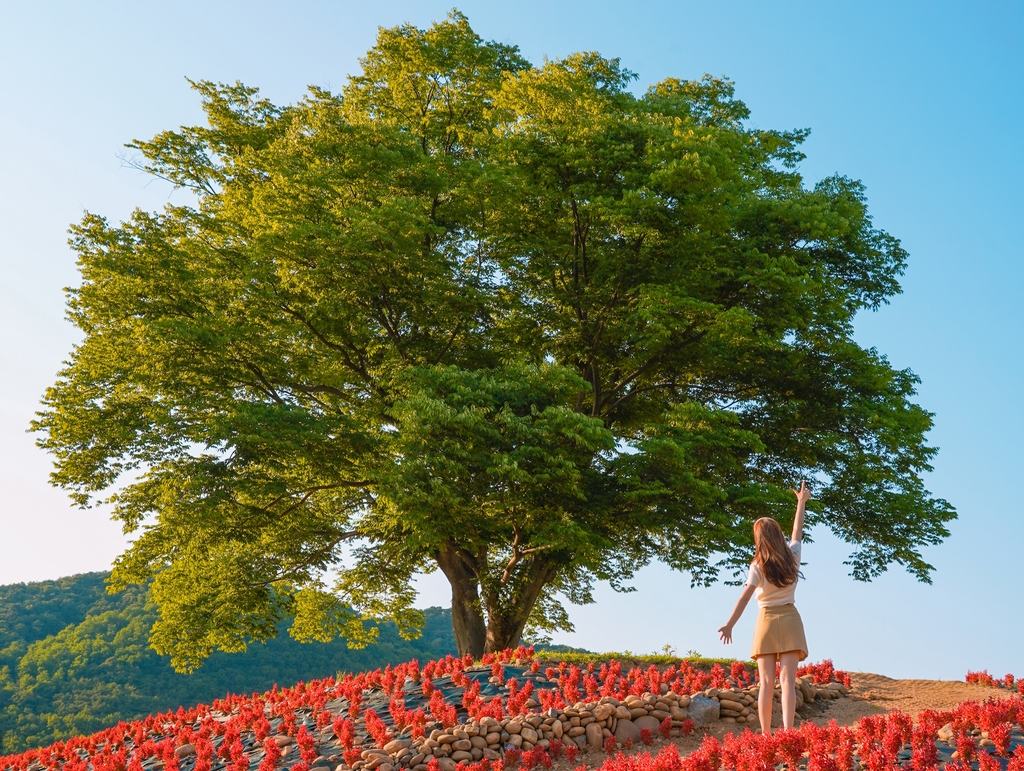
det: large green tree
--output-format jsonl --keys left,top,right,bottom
{"left": 35, "top": 12, "right": 954, "bottom": 669}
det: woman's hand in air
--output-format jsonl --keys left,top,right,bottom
{"left": 793, "top": 480, "right": 812, "bottom": 506}
{"left": 718, "top": 624, "right": 734, "bottom": 644}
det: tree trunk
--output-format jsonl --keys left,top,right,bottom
{"left": 481, "top": 606, "right": 534, "bottom": 654}
{"left": 437, "top": 544, "right": 559, "bottom": 658}
{"left": 482, "top": 559, "right": 558, "bottom": 654}
{"left": 436, "top": 545, "right": 487, "bottom": 658}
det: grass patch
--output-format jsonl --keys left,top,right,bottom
{"left": 534, "top": 650, "right": 751, "bottom": 669}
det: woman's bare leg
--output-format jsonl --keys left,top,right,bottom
{"left": 778, "top": 651, "right": 800, "bottom": 729}
{"left": 756, "top": 654, "right": 777, "bottom": 734}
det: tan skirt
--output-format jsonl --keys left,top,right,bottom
{"left": 751, "top": 603, "right": 808, "bottom": 660}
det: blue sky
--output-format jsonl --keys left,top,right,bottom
{"left": 1, "top": 1, "right": 1021, "bottom": 680}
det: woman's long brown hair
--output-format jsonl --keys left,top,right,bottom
{"left": 753, "top": 518, "right": 799, "bottom": 588}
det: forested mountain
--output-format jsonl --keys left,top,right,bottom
{"left": 0, "top": 573, "right": 455, "bottom": 753}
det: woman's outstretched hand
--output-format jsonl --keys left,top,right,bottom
{"left": 718, "top": 624, "right": 734, "bottom": 644}
{"left": 793, "top": 479, "right": 812, "bottom": 506}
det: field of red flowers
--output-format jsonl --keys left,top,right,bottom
{"left": 1, "top": 649, "right": 1021, "bottom": 771}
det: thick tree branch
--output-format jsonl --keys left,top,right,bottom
{"left": 499, "top": 529, "right": 554, "bottom": 586}
{"left": 279, "top": 303, "right": 375, "bottom": 385}
{"left": 598, "top": 327, "right": 708, "bottom": 415}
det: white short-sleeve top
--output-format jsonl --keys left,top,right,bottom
{"left": 746, "top": 540, "right": 802, "bottom": 608}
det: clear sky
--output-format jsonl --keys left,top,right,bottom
{"left": 1, "top": 1, "right": 1021, "bottom": 680}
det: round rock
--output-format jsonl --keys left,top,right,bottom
{"left": 633, "top": 715, "right": 661, "bottom": 735}
{"left": 585, "top": 722, "right": 604, "bottom": 750}
{"left": 613, "top": 719, "right": 641, "bottom": 745}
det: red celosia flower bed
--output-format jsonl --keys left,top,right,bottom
{"left": 1, "top": 647, "right": 993, "bottom": 771}
{"left": 0, "top": 648, "right": 761, "bottom": 771}
{"left": 582, "top": 697, "right": 1024, "bottom": 771}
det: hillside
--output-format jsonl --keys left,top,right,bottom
{"left": 1, "top": 647, "right": 1020, "bottom": 771}
{"left": 0, "top": 573, "right": 456, "bottom": 752}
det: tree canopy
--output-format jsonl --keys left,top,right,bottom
{"left": 34, "top": 11, "right": 955, "bottom": 669}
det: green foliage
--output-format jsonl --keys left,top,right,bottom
{"left": 0, "top": 573, "right": 125, "bottom": 660}
{"left": 0, "top": 573, "right": 455, "bottom": 753}
{"left": 34, "top": 10, "right": 954, "bottom": 664}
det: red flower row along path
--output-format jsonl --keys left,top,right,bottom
{"left": 966, "top": 671, "right": 1024, "bottom": 694}
{"left": 588, "top": 694, "right": 1024, "bottom": 771}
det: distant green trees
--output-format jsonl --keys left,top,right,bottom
{"left": 0, "top": 573, "right": 455, "bottom": 753}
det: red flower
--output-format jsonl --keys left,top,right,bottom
{"left": 775, "top": 729, "right": 805, "bottom": 771}
{"left": 1007, "top": 745, "right": 1024, "bottom": 771}
{"left": 257, "top": 738, "right": 280, "bottom": 771}
{"left": 333, "top": 716, "right": 355, "bottom": 750}
{"left": 954, "top": 731, "right": 977, "bottom": 766}
{"left": 979, "top": 751, "right": 1001, "bottom": 771}
{"left": 909, "top": 726, "right": 937, "bottom": 771}
{"left": 966, "top": 670, "right": 996, "bottom": 687}
{"left": 797, "top": 660, "right": 836, "bottom": 685}
{"left": 659, "top": 717, "right": 672, "bottom": 739}
{"left": 296, "top": 726, "right": 316, "bottom": 765}
{"left": 364, "top": 709, "right": 391, "bottom": 747}
{"left": 709, "top": 664, "right": 728, "bottom": 690}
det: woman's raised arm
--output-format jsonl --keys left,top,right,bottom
{"left": 792, "top": 480, "right": 811, "bottom": 543}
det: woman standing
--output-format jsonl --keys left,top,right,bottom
{"left": 718, "top": 481, "right": 811, "bottom": 734}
